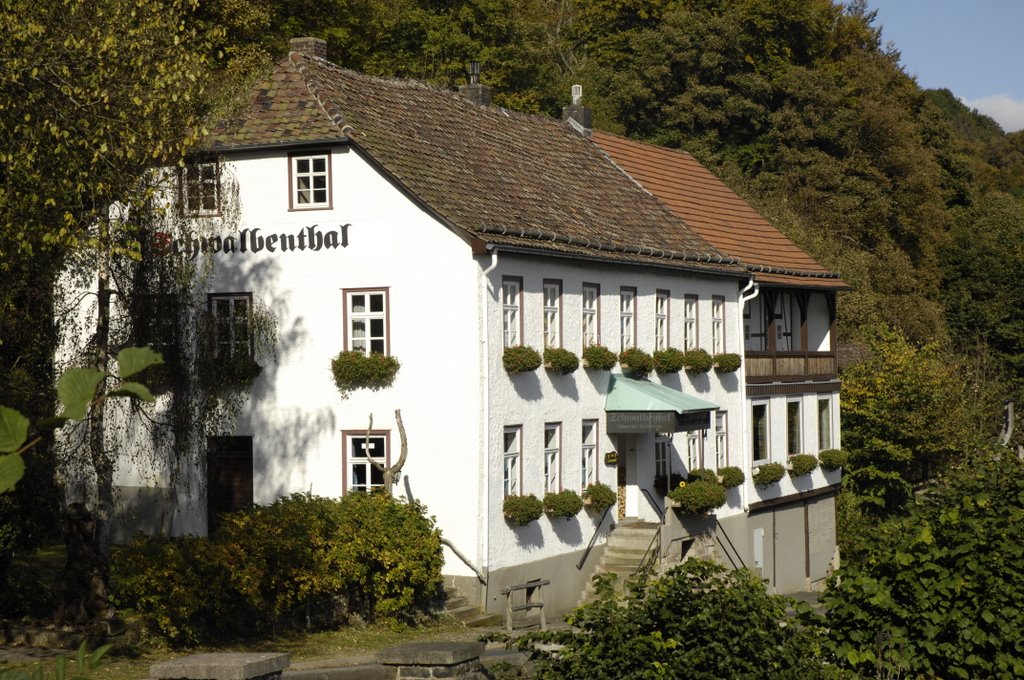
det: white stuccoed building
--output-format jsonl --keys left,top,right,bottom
{"left": 64, "top": 37, "right": 848, "bottom": 614}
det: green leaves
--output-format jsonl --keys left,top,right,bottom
{"left": 56, "top": 368, "right": 105, "bottom": 420}
{"left": 116, "top": 346, "right": 164, "bottom": 379}
{"left": 0, "top": 452, "right": 26, "bottom": 494}
{"left": 0, "top": 405, "right": 30, "bottom": 453}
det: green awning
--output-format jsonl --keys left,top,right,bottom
{"left": 605, "top": 373, "right": 718, "bottom": 413}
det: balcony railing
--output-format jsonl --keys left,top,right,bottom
{"left": 745, "top": 351, "right": 837, "bottom": 383}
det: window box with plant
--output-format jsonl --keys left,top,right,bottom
{"left": 331, "top": 350, "right": 400, "bottom": 397}
{"left": 788, "top": 453, "right": 819, "bottom": 477}
{"left": 818, "top": 449, "right": 847, "bottom": 471}
{"left": 654, "top": 472, "right": 685, "bottom": 496}
{"left": 503, "top": 345, "right": 542, "bottom": 374}
{"left": 682, "top": 348, "right": 713, "bottom": 373}
{"left": 543, "top": 489, "right": 583, "bottom": 518}
{"left": 712, "top": 352, "right": 741, "bottom": 373}
{"left": 619, "top": 347, "right": 654, "bottom": 378}
{"left": 582, "top": 482, "right": 616, "bottom": 512}
{"left": 503, "top": 494, "right": 543, "bottom": 526}
{"left": 653, "top": 347, "right": 686, "bottom": 373}
{"left": 667, "top": 479, "right": 727, "bottom": 515}
{"left": 543, "top": 347, "right": 579, "bottom": 374}
{"left": 582, "top": 344, "right": 617, "bottom": 370}
{"left": 752, "top": 462, "right": 785, "bottom": 486}
{"left": 717, "top": 466, "right": 745, "bottom": 489}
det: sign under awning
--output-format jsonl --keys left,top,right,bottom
{"left": 604, "top": 373, "right": 718, "bottom": 433}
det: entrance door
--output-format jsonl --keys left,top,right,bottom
{"left": 207, "top": 436, "right": 253, "bottom": 534}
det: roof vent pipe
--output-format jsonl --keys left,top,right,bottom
{"left": 459, "top": 61, "right": 492, "bottom": 106}
{"left": 562, "top": 84, "right": 592, "bottom": 136}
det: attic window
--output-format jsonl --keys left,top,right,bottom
{"left": 289, "top": 152, "right": 331, "bottom": 210}
{"left": 180, "top": 161, "right": 221, "bottom": 216}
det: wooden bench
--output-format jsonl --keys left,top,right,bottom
{"left": 501, "top": 579, "right": 550, "bottom": 632}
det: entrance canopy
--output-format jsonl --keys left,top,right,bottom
{"left": 604, "top": 373, "right": 718, "bottom": 433}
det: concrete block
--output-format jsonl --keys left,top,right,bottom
{"left": 150, "top": 652, "right": 290, "bottom": 680}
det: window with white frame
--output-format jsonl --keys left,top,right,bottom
{"left": 773, "top": 292, "right": 801, "bottom": 351}
{"left": 620, "top": 287, "right": 636, "bottom": 351}
{"left": 502, "top": 278, "right": 522, "bottom": 347}
{"left": 180, "top": 161, "right": 220, "bottom": 216}
{"left": 686, "top": 431, "right": 701, "bottom": 470}
{"left": 544, "top": 423, "right": 561, "bottom": 493}
{"left": 787, "top": 399, "right": 802, "bottom": 455}
{"left": 818, "top": 398, "right": 832, "bottom": 450}
{"left": 655, "top": 433, "right": 671, "bottom": 480}
{"left": 209, "top": 293, "right": 252, "bottom": 359}
{"left": 581, "top": 420, "right": 597, "bottom": 490}
{"left": 582, "top": 284, "right": 600, "bottom": 348}
{"left": 744, "top": 295, "right": 767, "bottom": 352}
{"left": 683, "top": 295, "right": 698, "bottom": 350}
{"left": 711, "top": 295, "right": 725, "bottom": 354}
{"left": 503, "top": 426, "right": 521, "bottom": 497}
{"left": 655, "top": 290, "right": 670, "bottom": 351}
{"left": 543, "top": 280, "right": 562, "bottom": 349}
{"left": 290, "top": 152, "right": 331, "bottom": 209}
{"left": 752, "top": 402, "right": 769, "bottom": 462}
{"left": 714, "top": 411, "right": 728, "bottom": 468}
{"left": 345, "top": 433, "right": 387, "bottom": 493}
{"left": 345, "top": 289, "right": 388, "bottom": 355}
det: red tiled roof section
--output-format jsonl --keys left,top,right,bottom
{"left": 592, "top": 130, "right": 848, "bottom": 289}
{"left": 210, "top": 50, "right": 745, "bottom": 276}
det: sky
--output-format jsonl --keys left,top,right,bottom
{"left": 867, "top": 0, "right": 1024, "bottom": 132}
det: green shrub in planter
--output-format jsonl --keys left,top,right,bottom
{"left": 619, "top": 348, "right": 654, "bottom": 378}
{"left": 582, "top": 344, "right": 618, "bottom": 370}
{"left": 503, "top": 345, "right": 542, "bottom": 374}
{"left": 686, "top": 468, "right": 717, "bottom": 483}
{"left": 818, "top": 448, "right": 848, "bottom": 471}
{"left": 331, "top": 350, "right": 400, "bottom": 397}
{"left": 654, "top": 472, "right": 686, "bottom": 496}
{"left": 653, "top": 347, "right": 686, "bottom": 373}
{"left": 788, "top": 453, "right": 819, "bottom": 477}
{"left": 667, "top": 480, "right": 727, "bottom": 515}
{"left": 718, "top": 466, "right": 745, "bottom": 489}
{"left": 543, "top": 489, "right": 584, "bottom": 518}
{"left": 543, "top": 347, "right": 580, "bottom": 374}
{"left": 752, "top": 462, "right": 785, "bottom": 486}
{"left": 682, "top": 348, "right": 713, "bottom": 373}
{"left": 712, "top": 352, "right": 742, "bottom": 373}
{"left": 503, "top": 494, "right": 543, "bottom": 525}
{"left": 582, "top": 482, "right": 616, "bottom": 512}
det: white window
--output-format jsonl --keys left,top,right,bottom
{"left": 655, "top": 433, "right": 671, "bottom": 479}
{"left": 290, "top": 152, "right": 331, "bottom": 209}
{"left": 543, "top": 281, "right": 562, "bottom": 349}
{"left": 818, "top": 398, "right": 832, "bottom": 450}
{"left": 346, "top": 433, "right": 387, "bottom": 493}
{"left": 544, "top": 423, "right": 561, "bottom": 493}
{"left": 683, "top": 295, "right": 698, "bottom": 350}
{"left": 773, "top": 292, "right": 801, "bottom": 351}
{"left": 345, "top": 289, "right": 388, "bottom": 355}
{"left": 209, "top": 293, "right": 252, "bottom": 359}
{"left": 711, "top": 296, "right": 725, "bottom": 354}
{"left": 686, "top": 431, "right": 701, "bottom": 470}
{"left": 503, "top": 426, "right": 521, "bottom": 497}
{"left": 582, "top": 284, "right": 599, "bottom": 348}
{"left": 502, "top": 278, "right": 522, "bottom": 347}
{"left": 581, "top": 420, "right": 597, "bottom": 490}
{"left": 181, "top": 161, "right": 220, "bottom": 216}
{"left": 744, "top": 296, "right": 767, "bottom": 352}
{"left": 714, "top": 411, "right": 728, "bottom": 468}
{"left": 620, "top": 288, "right": 636, "bottom": 351}
{"left": 655, "top": 290, "right": 669, "bottom": 351}
{"left": 752, "top": 402, "right": 769, "bottom": 462}
{"left": 787, "top": 400, "right": 802, "bottom": 456}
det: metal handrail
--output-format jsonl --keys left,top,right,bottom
{"left": 634, "top": 524, "right": 662, "bottom": 582}
{"left": 640, "top": 487, "right": 665, "bottom": 524}
{"left": 576, "top": 504, "right": 613, "bottom": 570}
{"left": 440, "top": 537, "right": 487, "bottom": 585}
{"left": 714, "top": 519, "right": 748, "bottom": 570}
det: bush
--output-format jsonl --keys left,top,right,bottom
{"left": 113, "top": 493, "right": 442, "bottom": 646}
{"left": 543, "top": 489, "right": 584, "bottom": 518}
{"left": 503, "top": 494, "right": 543, "bottom": 525}
{"left": 582, "top": 344, "right": 617, "bottom": 370}
{"left": 653, "top": 348, "right": 685, "bottom": 373}
{"left": 653, "top": 472, "right": 685, "bottom": 496}
{"left": 582, "top": 482, "right": 616, "bottom": 512}
{"left": 618, "top": 348, "right": 654, "bottom": 377}
{"left": 667, "top": 480, "right": 727, "bottom": 514}
{"left": 788, "top": 453, "right": 819, "bottom": 477}
{"left": 330, "top": 350, "right": 400, "bottom": 397}
{"left": 682, "top": 348, "right": 713, "bottom": 373}
{"left": 543, "top": 347, "right": 579, "bottom": 374}
{"left": 712, "top": 352, "right": 741, "bottom": 372}
{"left": 718, "top": 465, "right": 745, "bottom": 489}
{"left": 502, "top": 345, "right": 542, "bottom": 374}
{"left": 685, "top": 468, "right": 716, "bottom": 483}
{"left": 752, "top": 462, "right": 785, "bottom": 486}
{"left": 818, "top": 448, "right": 848, "bottom": 471}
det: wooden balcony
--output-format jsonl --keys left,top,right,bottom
{"left": 745, "top": 351, "right": 837, "bottom": 383}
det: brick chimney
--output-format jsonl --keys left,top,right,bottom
{"left": 562, "top": 84, "right": 592, "bottom": 136}
{"left": 458, "top": 61, "right": 492, "bottom": 106}
{"left": 289, "top": 37, "right": 327, "bottom": 59}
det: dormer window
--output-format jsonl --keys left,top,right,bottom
{"left": 180, "top": 161, "right": 221, "bottom": 216}
{"left": 290, "top": 152, "right": 331, "bottom": 209}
